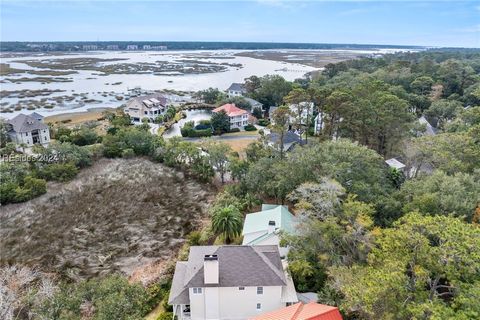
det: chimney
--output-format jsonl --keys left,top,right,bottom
{"left": 268, "top": 220, "right": 276, "bottom": 234}
{"left": 204, "top": 254, "right": 219, "bottom": 284}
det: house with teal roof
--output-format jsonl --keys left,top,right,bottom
{"left": 242, "top": 204, "right": 298, "bottom": 247}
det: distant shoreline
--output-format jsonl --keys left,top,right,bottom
{"left": 0, "top": 41, "right": 427, "bottom": 53}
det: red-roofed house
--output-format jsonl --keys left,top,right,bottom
{"left": 213, "top": 103, "right": 250, "bottom": 130}
{"left": 249, "top": 302, "right": 343, "bottom": 320}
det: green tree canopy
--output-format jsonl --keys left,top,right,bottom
{"left": 397, "top": 170, "right": 480, "bottom": 222}
{"left": 327, "top": 213, "right": 480, "bottom": 319}
{"left": 211, "top": 110, "right": 230, "bottom": 134}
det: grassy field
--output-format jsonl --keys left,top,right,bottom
{"left": 45, "top": 109, "right": 111, "bottom": 134}
{"left": 223, "top": 137, "right": 257, "bottom": 155}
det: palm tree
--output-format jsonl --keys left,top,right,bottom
{"left": 211, "top": 205, "right": 243, "bottom": 244}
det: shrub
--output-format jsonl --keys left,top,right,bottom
{"left": 0, "top": 181, "right": 17, "bottom": 204}
{"left": 70, "top": 128, "right": 99, "bottom": 146}
{"left": 244, "top": 124, "right": 257, "bottom": 131}
{"left": 198, "top": 119, "right": 211, "bottom": 126}
{"left": 14, "top": 187, "right": 33, "bottom": 203}
{"left": 257, "top": 119, "right": 270, "bottom": 126}
{"left": 181, "top": 121, "right": 212, "bottom": 137}
{"left": 122, "top": 148, "right": 135, "bottom": 158}
{"left": 23, "top": 175, "right": 47, "bottom": 197}
{"left": 162, "top": 292, "right": 173, "bottom": 312}
{"left": 187, "top": 231, "right": 202, "bottom": 245}
{"left": 87, "top": 144, "right": 105, "bottom": 161}
{"left": 37, "top": 163, "right": 78, "bottom": 182}
{"left": 229, "top": 128, "right": 240, "bottom": 133}
{"left": 145, "top": 281, "right": 171, "bottom": 314}
{"left": 252, "top": 106, "right": 263, "bottom": 119}
{"left": 156, "top": 312, "right": 173, "bottom": 320}
{"left": 11, "top": 176, "right": 46, "bottom": 203}
{"left": 102, "top": 134, "right": 126, "bottom": 158}
{"left": 191, "top": 128, "right": 212, "bottom": 137}
{"left": 195, "top": 123, "right": 210, "bottom": 130}
{"left": 38, "top": 275, "right": 150, "bottom": 320}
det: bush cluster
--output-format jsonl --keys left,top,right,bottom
{"left": 181, "top": 120, "right": 212, "bottom": 138}
{"left": 257, "top": 118, "right": 270, "bottom": 126}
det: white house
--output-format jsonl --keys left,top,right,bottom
{"left": 242, "top": 204, "right": 298, "bottom": 247}
{"left": 168, "top": 245, "right": 298, "bottom": 320}
{"left": 226, "top": 83, "right": 247, "bottom": 97}
{"left": 124, "top": 93, "right": 168, "bottom": 123}
{"left": 6, "top": 113, "right": 50, "bottom": 147}
{"left": 385, "top": 158, "right": 406, "bottom": 171}
{"left": 313, "top": 113, "right": 324, "bottom": 135}
{"left": 288, "top": 102, "right": 314, "bottom": 127}
{"left": 212, "top": 103, "right": 250, "bottom": 130}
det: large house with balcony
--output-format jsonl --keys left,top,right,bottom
{"left": 6, "top": 113, "right": 50, "bottom": 147}
{"left": 124, "top": 93, "right": 168, "bottom": 123}
{"left": 168, "top": 245, "right": 298, "bottom": 320}
{"left": 212, "top": 103, "right": 250, "bottom": 130}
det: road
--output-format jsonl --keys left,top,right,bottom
{"left": 182, "top": 133, "right": 259, "bottom": 142}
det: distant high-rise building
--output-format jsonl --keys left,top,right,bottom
{"left": 82, "top": 45, "right": 98, "bottom": 51}
{"left": 151, "top": 45, "right": 168, "bottom": 50}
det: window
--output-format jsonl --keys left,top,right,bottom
{"left": 256, "top": 303, "right": 262, "bottom": 310}
{"left": 257, "top": 287, "right": 263, "bottom": 295}
{"left": 239, "top": 287, "right": 245, "bottom": 290}
{"left": 192, "top": 288, "right": 202, "bottom": 294}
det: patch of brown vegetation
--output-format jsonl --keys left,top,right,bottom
{"left": 0, "top": 158, "right": 215, "bottom": 281}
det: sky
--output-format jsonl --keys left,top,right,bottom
{"left": 0, "top": 1, "right": 479, "bottom": 48}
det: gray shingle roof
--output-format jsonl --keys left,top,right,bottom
{"left": 7, "top": 114, "right": 48, "bottom": 133}
{"left": 244, "top": 97, "right": 262, "bottom": 108}
{"left": 267, "top": 131, "right": 302, "bottom": 145}
{"left": 418, "top": 116, "right": 437, "bottom": 136}
{"left": 227, "top": 83, "right": 246, "bottom": 93}
{"left": 168, "top": 262, "right": 190, "bottom": 304}
{"left": 126, "top": 93, "right": 167, "bottom": 109}
{"left": 30, "top": 112, "right": 44, "bottom": 120}
{"left": 169, "top": 245, "right": 286, "bottom": 305}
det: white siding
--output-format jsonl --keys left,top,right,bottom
{"left": 10, "top": 129, "right": 50, "bottom": 147}
{"left": 188, "top": 286, "right": 284, "bottom": 320}
{"left": 205, "top": 287, "right": 220, "bottom": 319}
{"left": 190, "top": 287, "right": 205, "bottom": 319}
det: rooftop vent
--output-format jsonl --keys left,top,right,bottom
{"left": 204, "top": 254, "right": 218, "bottom": 261}
{"left": 268, "top": 220, "right": 276, "bottom": 234}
